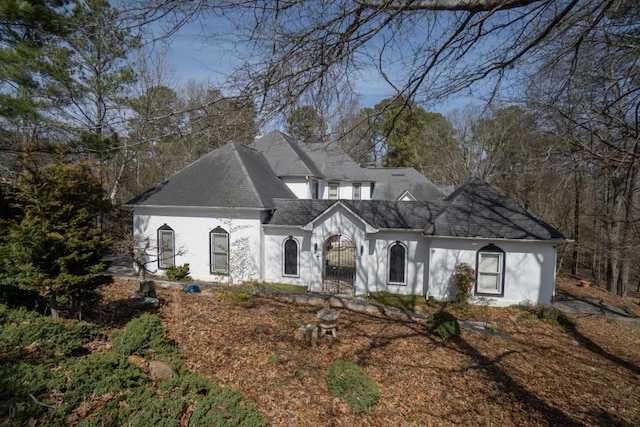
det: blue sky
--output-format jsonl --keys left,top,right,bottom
{"left": 161, "top": 14, "right": 484, "bottom": 118}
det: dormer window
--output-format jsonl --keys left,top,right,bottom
{"left": 328, "top": 182, "right": 339, "bottom": 200}
{"left": 353, "top": 183, "right": 361, "bottom": 200}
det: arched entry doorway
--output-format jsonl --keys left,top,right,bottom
{"left": 323, "top": 234, "right": 356, "bottom": 295}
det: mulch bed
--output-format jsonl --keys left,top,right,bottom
{"left": 96, "top": 277, "right": 640, "bottom": 426}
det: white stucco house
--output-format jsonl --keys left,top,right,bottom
{"left": 126, "top": 131, "right": 567, "bottom": 306}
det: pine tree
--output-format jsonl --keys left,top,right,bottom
{"left": 0, "top": 157, "right": 113, "bottom": 318}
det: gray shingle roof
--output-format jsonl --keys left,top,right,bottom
{"left": 297, "top": 142, "right": 372, "bottom": 181}
{"left": 251, "top": 131, "right": 371, "bottom": 181}
{"left": 426, "top": 177, "right": 566, "bottom": 240}
{"left": 126, "top": 143, "right": 294, "bottom": 209}
{"left": 266, "top": 199, "right": 446, "bottom": 229}
{"left": 265, "top": 178, "right": 566, "bottom": 241}
{"left": 250, "top": 131, "right": 321, "bottom": 177}
{"left": 367, "top": 167, "right": 445, "bottom": 201}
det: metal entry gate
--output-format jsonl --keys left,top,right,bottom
{"left": 323, "top": 235, "right": 356, "bottom": 295}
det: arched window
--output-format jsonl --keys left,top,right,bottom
{"left": 283, "top": 237, "right": 299, "bottom": 277}
{"left": 157, "top": 224, "right": 175, "bottom": 269}
{"left": 476, "top": 244, "right": 506, "bottom": 296}
{"left": 388, "top": 241, "right": 406, "bottom": 284}
{"left": 210, "top": 227, "right": 229, "bottom": 275}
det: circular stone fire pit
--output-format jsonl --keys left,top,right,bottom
{"left": 317, "top": 307, "right": 341, "bottom": 338}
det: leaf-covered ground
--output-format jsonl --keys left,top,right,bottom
{"left": 100, "top": 278, "right": 640, "bottom": 426}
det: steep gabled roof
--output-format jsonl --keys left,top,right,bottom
{"left": 251, "top": 131, "right": 371, "bottom": 181}
{"left": 126, "top": 143, "right": 294, "bottom": 209}
{"left": 367, "top": 167, "right": 445, "bottom": 201}
{"left": 426, "top": 177, "right": 566, "bottom": 240}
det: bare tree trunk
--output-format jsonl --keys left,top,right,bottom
{"left": 49, "top": 293, "right": 60, "bottom": 320}
{"left": 571, "top": 169, "right": 581, "bottom": 276}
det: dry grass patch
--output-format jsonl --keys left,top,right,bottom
{"left": 100, "top": 278, "right": 640, "bottom": 426}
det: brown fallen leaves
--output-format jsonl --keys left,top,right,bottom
{"left": 98, "top": 278, "right": 640, "bottom": 426}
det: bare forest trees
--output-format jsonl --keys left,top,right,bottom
{"left": 529, "top": 0, "right": 640, "bottom": 295}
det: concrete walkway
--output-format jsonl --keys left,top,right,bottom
{"left": 552, "top": 292, "right": 639, "bottom": 320}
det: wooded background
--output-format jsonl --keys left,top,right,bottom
{"left": 1, "top": 0, "right": 638, "bottom": 298}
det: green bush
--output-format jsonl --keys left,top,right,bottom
{"left": 0, "top": 361, "right": 67, "bottom": 422}
{"left": 0, "top": 310, "right": 102, "bottom": 358}
{"left": 326, "top": 360, "right": 380, "bottom": 414}
{"left": 110, "top": 313, "right": 174, "bottom": 357}
{"left": 428, "top": 311, "right": 460, "bottom": 340}
{"left": 0, "top": 284, "right": 42, "bottom": 309}
{"left": 65, "top": 352, "right": 145, "bottom": 399}
{"left": 166, "top": 264, "right": 192, "bottom": 281}
{"left": 77, "top": 387, "right": 187, "bottom": 427}
{"left": 161, "top": 373, "right": 268, "bottom": 426}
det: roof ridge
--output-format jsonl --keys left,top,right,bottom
{"left": 285, "top": 137, "right": 323, "bottom": 178}
{"left": 231, "top": 143, "right": 267, "bottom": 208}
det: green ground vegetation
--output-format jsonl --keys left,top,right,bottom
{"left": 0, "top": 306, "right": 266, "bottom": 426}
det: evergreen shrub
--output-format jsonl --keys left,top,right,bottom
{"left": 110, "top": 313, "right": 174, "bottom": 357}
{"left": 326, "top": 360, "right": 380, "bottom": 414}
{"left": 428, "top": 310, "right": 460, "bottom": 340}
{"left": 166, "top": 264, "right": 191, "bottom": 281}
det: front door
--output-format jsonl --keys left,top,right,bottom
{"left": 323, "top": 235, "right": 356, "bottom": 295}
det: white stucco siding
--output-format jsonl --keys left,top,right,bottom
{"left": 364, "top": 231, "right": 428, "bottom": 296}
{"left": 262, "top": 227, "right": 312, "bottom": 288}
{"left": 281, "top": 177, "right": 308, "bottom": 199}
{"left": 427, "top": 238, "right": 557, "bottom": 306}
{"left": 132, "top": 207, "right": 263, "bottom": 282}
{"left": 307, "top": 205, "right": 368, "bottom": 293}
{"left": 318, "top": 181, "right": 373, "bottom": 200}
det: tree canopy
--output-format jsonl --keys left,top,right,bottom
{"left": 0, "top": 158, "right": 113, "bottom": 318}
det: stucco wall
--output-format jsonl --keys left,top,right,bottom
{"left": 262, "top": 227, "right": 312, "bottom": 288}
{"left": 133, "top": 207, "right": 263, "bottom": 282}
{"left": 263, "top": 208, "right": 427, "bottom": 296}
{"left": 281, "top": 177, "right": 309, "bottom": 199}
{"left": 427, "top": 238, "right": 557, "bottom": 306}
{"left": 133, "top": 206, "right": 557, "bottom": 306}
{"left": 364, "top": 230, "right": 428, "bottom": 296}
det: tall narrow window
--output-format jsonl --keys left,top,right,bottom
{"left": 210, "top": 227, "right": 229, "bottom": 274}
{"left": 157, "top": 224, "right": 175, "bottom": 269}
{"left": 353, "top": 183, "right": 361, "bottom": 200}
{"left": 283, "top": 237, "right": 299, "bottom": 276}
{"left": 328, "top": 182, "right": 339, "bottom": 199}
{"left": 311, "top": 180, "right": 319, "bottom": 199}
{"left": 476, "top": 245, "right": 505, "bottom": 296}
{"left": 388, "top": 242, "right": 406, "bottom": 284}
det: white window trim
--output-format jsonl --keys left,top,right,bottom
{"left": 476, "top": 245, "right": 505, "bottom": 296}
{"left": 398, "top": 190, "right": 417, "bottom": 201}
{"left": 387, "top": 241, "right": 408, "bottom": 285}
{"left": 157, "top": 226, "right": 175, "bottom": 269}
{"left": 282, "top": 237, "right": 300, "bottom": 278}
{"left": 328, "top": 182, "right": 340, "bottom": 200}
{"left": 210, "top": 227, "right": 229, "bottom": 275}
{"left": 353, "top": 183, "right": 361, "bottom": 200}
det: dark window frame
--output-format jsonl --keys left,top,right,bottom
{"left": 475, "top": 244, "right": 506, "bottom": 297}
{"left": 283, "top": 236, "right": 299, "bottom": 277}
{"left": 157, "top": 224, "right": 175, "bottom": 269}
{"left": 388, "top": 241, "right": 407, "bottom": 285}
{"left": 210, "top": 226, "right": 229, "bottom": 275}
